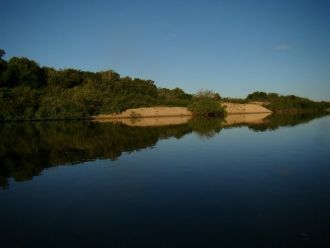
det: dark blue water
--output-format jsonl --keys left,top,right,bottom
{"left": 0, "top": 115, "right": 329, "bottom": 247}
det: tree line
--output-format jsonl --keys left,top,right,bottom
{"left": 246, "top": 91, "right": 330, "bottom": 113}
{"left": 0, "top": 49, "right": 225, "bottom": 120}
{"left": 0, "top": 49, "right": 328, "bottom": 120}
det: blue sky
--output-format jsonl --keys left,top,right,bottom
{"left": 1, "top": 0, "right": 330, "bottom": 100}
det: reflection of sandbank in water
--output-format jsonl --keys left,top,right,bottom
{"left": 94, "top": 116, "right": 192, "bottom": 127}
{"left": 223, "top": 113, "right": 272, "bottom": 126}
{"left": 94, "top": 113, "right": 271, "bottom": 127}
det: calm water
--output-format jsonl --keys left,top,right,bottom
{"left": 0, "top": 114, "right": 329, "bottom": 247}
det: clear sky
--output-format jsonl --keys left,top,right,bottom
{"left": 1, "top": 0, "right": 329, "bottom": 100}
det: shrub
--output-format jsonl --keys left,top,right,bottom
{"left": 188, "top": 98, "right": 225, "bottom": 117}
{"left": 129, "top": 111, "right": 142, "bottom": 118}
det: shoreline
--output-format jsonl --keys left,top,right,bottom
{"left": 92, "top": 114, "right": 192, "bottom": 120}
{"left": 91, "top": 104, "right": 274, "bottom": 127}
{"left": 2, "top": 104, "right": 329, "bottom": 123}
{"left": 91, "top": 103, "right": 273, "bottom": 120}
{"left": 92, "top": 112, "right": 273, "bottom": 120}
{"left": 93, "top": 112, "right": 273, "bottom": 127}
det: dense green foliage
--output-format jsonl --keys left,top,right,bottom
{"left": 187, "top": 89, "right": 225, "bottom": 117}
{"left": 221, "top": 97, "right": 248, "bottom": 103}
{"left": 247, "top": 91, "right": 329, "bottom": 113}
{"left": 0, "top": 51, "right": 193, "bottom": 120}
{"left": 188, "top": 97, "right": 225, "bottom": 117}
{"left": 0, "top": 50, "right": 328, "bottom": 120}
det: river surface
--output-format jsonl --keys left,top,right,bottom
{"left": 0, "top": 114, "right": 329, "bottom": 247}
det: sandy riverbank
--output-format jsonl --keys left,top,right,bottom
{"left": 92, "top": 103, "right": 272, "bottom": 121}
{"left": 92, "top": 103, "right": 273, "bottom": 127}
{"left": 222, "top": 102, "right": 272, "bottom": 114}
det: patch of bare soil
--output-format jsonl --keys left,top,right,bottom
{"left": 222, "top": 102, "right": 272, "bottom": 114}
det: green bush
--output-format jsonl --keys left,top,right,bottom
{"left": 188, "top": 98, "right": 225, "bottom": 117}
{"left": 129, "top": 111, "right": 142, "bottom": 118}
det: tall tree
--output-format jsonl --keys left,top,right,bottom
{"left": 0, "top": 49, "right": 7, "bottom": 86}
{"left": 1, "top": 57, "right": 46, "bottom": 88}
{"left": 0, "top": 49, "right": 5, "bottom": 59}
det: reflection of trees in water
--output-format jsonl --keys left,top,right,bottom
{"left": 247, "top": 112, "right": 329, "bottom": 132}
{"left": 189, "top": 118, "right": 223, "bottom": 139}
{"left": 0, "top": 113, "right": 328, "bottom": 188}
{"left": 0, "top": 122, "right": 195, "bottom": 188}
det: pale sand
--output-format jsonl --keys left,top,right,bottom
{"left": 221, "top": 102, "right": 272, "bottom": 114}
{"left": 91, "top": 103, "right": 273, "bottom": 127}
{"left": 92, "top": 103, "right": 272, "bottom": 120}
{"left": 248, "top": 101, "right": 270, "bottom": 106}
